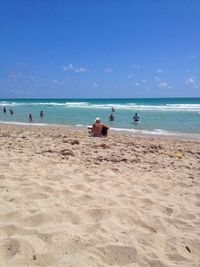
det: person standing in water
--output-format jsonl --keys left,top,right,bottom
{"left": 109, "top": 113, "right": 114, "bottom": 121}
{"left": 3, "top": 107, "right": 6, "bottom": 113}
{"left": 133, "top": 113, "right": 140, "bottom": 122}
{"left": 40, "top": 110, "right": 44, "bottom": 118}
{"left": 29, "top": 114, "right": 33, "bottom": 123}
{"left": 10, "top": 108, "right": 14, "bottom": 115}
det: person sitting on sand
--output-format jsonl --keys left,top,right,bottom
{"left": 91, "top": 117, "right": 109, "bottom": 137}
{"left": 133, "top": 112, "right": 140, "bottom": 122}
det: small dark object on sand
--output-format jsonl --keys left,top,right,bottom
{"left": 70, "top": 139, "right": 80, "bottom": 145}
{"left": 60, "top": 149, "right": 74, "bottom": 156}
{"left": 185, "top": 246, "right": 191, "bottom": 253}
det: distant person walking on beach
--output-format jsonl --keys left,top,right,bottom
{"left": 40, "top": 110, "right": 44, "bottom": 117}
{"left": 10, "top": 108, "right": 14, "bottom": 115}
{"left": 3, "top": 107, "right": 6, "bottom": 113}
{"left": 91, "top": 117, "right": 109, "bottom": 137}
{"left": 133, "top": 113, "right": 140, "bottom": 123}
{"left": 29, "top": 114, "right": 33, "bottom": 123}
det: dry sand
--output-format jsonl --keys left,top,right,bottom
{"left": 0, "top": 124, "right": 200, "bottom": 267}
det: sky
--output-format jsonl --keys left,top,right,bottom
{"left": 1, "top": 0, "right": 200, "bottom": 98}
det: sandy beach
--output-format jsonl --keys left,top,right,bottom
{"left": 0, "top": 124, "right": 200, "bottom": 267}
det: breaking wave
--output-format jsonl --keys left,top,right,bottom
{"left": 1, "top": 101, "right": 200, "bottom": 112}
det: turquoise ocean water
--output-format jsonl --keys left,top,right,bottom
{"left": 0, "top": 98, "right": 200, "bottom": 138}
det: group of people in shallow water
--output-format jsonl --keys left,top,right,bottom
{"left": 29, "top": 110, "right": 44, "bottom": 123}
{"left": 2, "top": 107, "right": 14, "bottom": 115}
{"left": 109, "top": 107, "right": 115, "bottom": 122}
{"left": 108, "top": 107, "right": 140, "bottom": 123}
{"left": 2, "top": 107, "right": 44, "bottom": 123}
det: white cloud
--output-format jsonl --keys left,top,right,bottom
{"left": 63, "top": 64, "right": 73, "bottom": 71}
{"left": 52, "top": 79, "right": 64, "bottom": 86}
{"left": 63, "top": 64, "right": 88, "bottom": 73}
{"left": 158, "top": 81, "right": 169, "bottom": 88}
{"left": 75, "top": 67, "right": 87, "bottom": 73}
{"left": 127, "top": 73, "right": 135, "bottom": 79}
{"left": 141, "top": 80, "right": 147, "bottom": 83}
{"left": 132, "top": 64, "right": 140, "bottom": 69}
{"left": 135, "top": 82, "right": 140, "bottom": 87}
{"left": 104, "top": 68, "right": 113, "bottom": 73}
{"left": 92, "top": 82, "right": 98, "bottom": 88}
{"left": 8, "top": 72, "right": 24, "bottom": 82}
{"left": 157, "top": 68, "right": 162, "bottom": 73}
{"left": 154, "top": 76, "right": 161, "bottom": 82}
{"left": 185, "top": 77, "right": 200, "bottom": 88}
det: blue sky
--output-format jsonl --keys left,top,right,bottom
{"left": 1, "top": 0, "right": 200, "bottom": 98}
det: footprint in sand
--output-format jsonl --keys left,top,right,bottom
{"left": 139, "top": 198, "right": 153, "bottom": 207}
{"left": 95, "top": 245, "right": 138, "bottom": 265}
{"left": 0, "top": 237, "right": 34, "bottom": 259}
{"left": 157, "top": 204, "right": 173, "bottom": 216}
{"left": 25, "top": 192, "right": 49, "bottom": 200}
{"left": 0, "top": 211, "right": 22, "bottom": 223}
{"left": 0, "top": 238, "right": 20, "bottom": 258}
{"left": 23, "top": 213, "right": 49, "bottom": 227}
{"left": 85, "top": 208, "right": 111, "bottom": 223}
{"left": 77, "top": 194, "right": 94, "bottom": 204}
{"left": 0, "top": 175, "right": 6, "bottom": 180}
{"left": 0, "top": 224, "right": 18, "bottom": 237}
{"left": 195, "top": 193, "right": 200, "bottom": 199}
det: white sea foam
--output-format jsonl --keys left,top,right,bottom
{"left": 110, "top": 127, "right": 171, "bottom": 135}
{"left": 1, "top": 101, "right": 200, "bottom": 111}
{"left": 0, "top": 121, "right": 48, "bottom": 126}
{"left": 110, "top": 127, "right": 200, "bottom": 139}
{"left": 0, "top": 101, "right": 89, "bottom": 107}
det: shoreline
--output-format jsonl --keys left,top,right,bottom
{"left": 0, "top": 121, "right": 200, "bottom": 142}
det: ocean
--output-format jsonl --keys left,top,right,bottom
{"left": 0, "top": 98, "right": 200, "bottom": 139}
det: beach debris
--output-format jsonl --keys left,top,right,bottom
{"left": 93, "top": 143, "right": 110, "bottom": 149}
{"left": 42, "top": 149, "right": 53, "bottom": 153}
{"left": 33, "top": 254, "right": 37, "bottom": 260}
{"left": 60, "top": 149, "right": 74, "bottom": 156}
{"left": 149, "top": 144, "right": 163, "bottom": 150}
{"left": 176, "top": 152, "right": 183, "bottom": 159}
{"left": 70, "top": 139, "right": 80, "bottom": 145}
{"left": 100, "top": 143, "right": 110, "bottom": 149}
{"left": 164, "top": 151, "right": 183, "bottom": 158}
{"left": 185, "top": 246, "right": 191, "bottom": 253}
{"left": 97, "top": 156, "right": 129, "bottom": 163}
